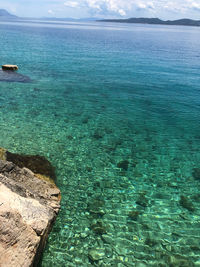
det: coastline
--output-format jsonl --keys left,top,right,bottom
{"left": 98, "top": 18, "right": 200, "bottom": 27}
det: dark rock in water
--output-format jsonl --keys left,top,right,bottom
{"left": 87, "top": 199, "right": 105, "bottom": 217}
{"left": 88, "top": 248, "right": 105, "bottom": 262}
{"left": 192, "top": 168, "right": 200, "bottom": 180}
{"left": 91, "top": 221, "right": 107, "bottom": 235}
{"left": 145, "top": 235, "right": 158, "bottom": 247}
{"left": 192, "top": 193, "right": 200, "bottom": 202}
{"left": 179, "top": 195, "right": 195, "bottom": 212}
{"left": 93, "top": 131, "right": 104, "bottom": 139}
{"left": 117, "top": 160, "right": 129, "bottom": 171}
{"left": 0, "top": 147, "right": 55, "bottom": 182}
{"left": 82, "top": 117, "right": 89, "bottom": 124}
{"left": 136, "top": 192, "right": 149, "bottom": 207}
{"left": 128, "top": 210, "right": 140, "bottom": 220}
{"left": 6, "top": 151, "right": 56, "bottom": 180}
{"left": 86, "top": 166, "right": 93, "bottom": 172}
{"left": 67, "top": 135, "right": 73, "bottom": 140}
{"left": 33, "top": 87, "right": 40, "bottom": 92}
{"left": 167, "top": 255, "right": 195, "bottom": 267}
{"left": 0, "top": 70, "right": 31, "bottom": 83}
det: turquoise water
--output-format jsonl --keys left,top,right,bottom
{"left": 0, "top": 20, "right": 200, "bottom": 266}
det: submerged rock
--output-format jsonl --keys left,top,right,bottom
{"left": 91, "top": 221, "right": 107, "bottom": 235}
{"left": 88, "top": 248, "right": 105, "bottom": 261}
{"left": 179, "top": 195, "right": 195, "bottom": 212}
{"left": 167, "top": 255, "right": 194, "bottom": 267}
{"left": 136, "top": 192, "right": 149, "bottom": 208}
{"left": 135, "top": 263, "right": 148, "bottom": 267}
{"left": 0, "top": 148, "right": 55, "bottom": 181}
{"left": 87, "top": 199, "right": 105, "bottom": 217}
{"left": 93, "top": 131, "right": 104, "bottom": 140}
{"left": 0, "top": 148, "right": 61, "bottom": 267}
{"left": 101, "top": 234, "right": 114, "bottom": 244}
{"left": 0, "top": 69, "right": 31, "bottom": 83}
{"left": 145, "top": 235, "right": 158, "bottom": 247}
{"left": 128, "top": 210, "right": 140, "bottom": 220}
{"left": 192, "top": 168, "right": 200, "bottom": 180}
{"left": 117, "top": 160, "right": 129, "bottom": 171}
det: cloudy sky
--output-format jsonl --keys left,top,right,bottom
{"left": 0, "top": 0, "right": 200, "bottom": 19}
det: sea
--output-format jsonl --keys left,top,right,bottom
{"left": 0, "top": 20, "right": 200, "bottom": 266}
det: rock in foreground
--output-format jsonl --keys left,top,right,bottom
{"left": 0, "top": 149, "right": 61, "bottom": 267}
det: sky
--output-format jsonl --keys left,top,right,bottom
{"left": 0, "top": 0, "right": 200, "bottom": 19}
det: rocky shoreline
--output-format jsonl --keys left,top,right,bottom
{"left": 0, "top": 148, "right": 61, "bottom": 267}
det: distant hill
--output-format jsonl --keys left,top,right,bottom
{"left": 99, "top": 17, "right": 200, "bottom": 27}
{"left": 0, "top": 9, "right": 17, "bottom": 19}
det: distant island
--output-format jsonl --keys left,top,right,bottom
{"left": 98, "top": 17, "right": 200, "bottom": 27}
{"left": 0, "top": 9, "right": 17, "bottom": 19}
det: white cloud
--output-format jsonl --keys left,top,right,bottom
{"left": 190, "top": 1, "right": 200, "bottom": 10}
{"left": 118, "top": 9, "right": 126, "bottom": 16}
{"left": 48, "top": 9, "right": 54, "bottom": 14}
{"left": 163, "top": 1, "right": 184, "bottom": 12}
{"left": 63, "top": 0, "right": 157, "bottom": 17}
{"left": 64, "top": 1, "right": 79, "bottom": 8}
{"left": 61, "top": 0, "right": 200, "bottom": 18}
{"left": 63, "top": 0, "right": 129, "bottom": 16}
{"left": 85, "top": 0, "right": 129, "bottom": 16}
{"left": 137, "top": 3, "right": 146, "bottom": 9}
{"left": 86, "top": 0, "right": 102, "bottom": 11}
{"left": 163, "top": 0, "right": 200, "bottom": 14}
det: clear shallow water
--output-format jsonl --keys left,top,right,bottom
{"left": 0, "top": 20, "right": 200, "bottom": 266}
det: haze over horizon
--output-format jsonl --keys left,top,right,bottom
{"left": 0, "top": 0, "right": 200, "bottom": 20}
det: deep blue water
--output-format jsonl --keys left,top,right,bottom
{"left": 0, "top": 20, "right": 200, "bottom": 266}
